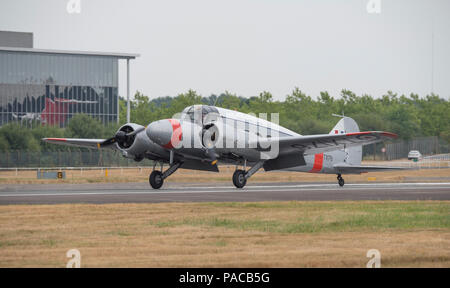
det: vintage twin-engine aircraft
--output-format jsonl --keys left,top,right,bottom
{"left": 43, "top": 105, "right": 401, "bottom": 189}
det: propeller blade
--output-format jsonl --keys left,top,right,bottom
{"left": 126, "top": 126, "right": 145, "bottom": 137}
{"left": 99, "top": 126, "right": 144, "bottom": 148}
{"left": 100, "top": 130, "right": 126, "bottom": 148}
{"left": 99, "top": 137, "right": 116, "bottom": 147}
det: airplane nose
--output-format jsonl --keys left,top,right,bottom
{"left": 146, "top": 119, "right": 182, "bottom": 149}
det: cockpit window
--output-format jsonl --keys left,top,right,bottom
{"left": 202, "top": 106, "right": 220, "bottom": 125}
{"left": 180, "top": 106, "right": 194, "bottom": 121}
{"left": 182, "top": 105, "right": 220, "bottom": 124}
{"left": 202, "top": 106, "right": 219, "bottom": 115}
{"left": 187, "top": 106, "right": 195, "bottom": 121}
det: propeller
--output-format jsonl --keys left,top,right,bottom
{"left": 100, "top": 126, "right": 145, "bottom": 148}
{"left": 125, "top": 126, "right": 145, "bottom": 137}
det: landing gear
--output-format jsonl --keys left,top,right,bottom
{"left": 149, "top": 162, "right": 182, "bottom": 189}
{"left": 232, "top": 170, "right": 247, "bottom": 188}
{"left": 337, "top": 174, "right": 345, "bottom": 187}
{"left": 232, "top": 161, "right": 265, "bottom": 189}
{"left": 149, "top": 170, "right": 164, "bottom": 189}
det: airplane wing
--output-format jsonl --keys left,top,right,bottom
{"left": 42, "top": 138, "right": 109, "bottom": 149}
{"left": 43, "top": 138, "right": 220, "bottom": 172}
{"left": 255, "top": 131, "right": 398, "bottom": 155}
{"left": 333, "top": 163, "right": 410, "bottom": 174}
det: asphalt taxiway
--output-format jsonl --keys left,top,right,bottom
{"left": 0, "top": 182, "right": 449, "bottom": 204}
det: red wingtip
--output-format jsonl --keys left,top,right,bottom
{"left": 44, "top": 138, "right": 67, "bottom": 142}
{"left": 346, "top": 131, "right": 398, "bottom": 138}
{"left": 381, "top": 132, "right": 398, "bottom": 138}
{"left": 345, "top": 131, "right": 372, "bottom": 136}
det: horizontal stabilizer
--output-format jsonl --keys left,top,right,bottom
{"left": 334, "top": 163, "right": 410, "bottom": 174}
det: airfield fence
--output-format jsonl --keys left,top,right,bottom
{"left": 0, "top": 136, "right": 448, "bottom": 168}
{"left": 384, "top": 136, "right": 444, "bottom": 160}
{"left": 0, "top": 159, "right": 449, "bottom": 176}
{"left": 0, "top": 150, "right": 154, "bottom": 168}
{"left": 363, "top": 136, "right": 448, "bottom": 161}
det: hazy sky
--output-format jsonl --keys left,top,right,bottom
{"left": 1, "top": 0, "right": 449, "bottom": 100}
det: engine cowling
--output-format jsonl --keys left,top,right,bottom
{"left": 115, "top": 123, "right": 151, "bottom": 160}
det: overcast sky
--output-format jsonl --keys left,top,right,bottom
{"left": 1, "top": 0, "right": 449, "bottom": 100}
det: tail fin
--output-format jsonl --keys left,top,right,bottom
{"left": 329, "top": 117, "right": 362, "bottom": 165}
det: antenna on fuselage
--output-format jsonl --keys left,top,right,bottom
{"left": 213, "top": 95, "right": 220, "bottom": 107}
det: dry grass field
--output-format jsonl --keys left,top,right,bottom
{"left": 0, "top": 164, "right": 449, "bottom": 185}
{"left": 0, "top": 201, "right": 448, "bottom": 267}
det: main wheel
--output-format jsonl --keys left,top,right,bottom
{"left": 338, "top": 177, "right": 345, "bottom": 187}
{"left": 232, "top": 169, "right": 247, "bottom": 188}
{"left": 149, "top": 170, "right": 164, "bottom": 189}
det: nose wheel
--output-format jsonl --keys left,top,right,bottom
{"left": 337, "top": 174, "right": 345, "bottom": 187}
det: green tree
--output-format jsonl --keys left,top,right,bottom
{"left": 130, "top": 91, "right": 156, "bottom": 125}
{"left": 30, "top": 125, "right": 66, "bottom": 151}
{"left": 1, "top": 89, "right": 448, "bottom": 153}
{"left": 65, "top": 114, "right": 105, "bottom": 138}
{"left": 0, "top": 123, "right": 40, "bottom": 151}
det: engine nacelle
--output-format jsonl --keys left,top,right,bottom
{"left": 146, "top": 119, "right": 182, "bottom": 149}
{"left": 115, "top": 123, "right": 152, "bottom": 160}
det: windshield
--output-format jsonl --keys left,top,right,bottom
{"left": 181, "top": 105, "right": 219, "bottom": 124}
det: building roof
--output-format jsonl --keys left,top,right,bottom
{"left": 0, "top": 46, "right": 139, "bottom": 59}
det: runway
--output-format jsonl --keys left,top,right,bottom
{"left": 1, "top": 182, "right": 450, "bottom": 204}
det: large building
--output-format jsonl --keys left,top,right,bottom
{"left": 0, "top": 31, "right": 138, "bottom": 127}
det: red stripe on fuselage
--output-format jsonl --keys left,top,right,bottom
{"left": 309, "top": 153, "right": 324, "bottom": 173}
{"left": 163, "top": 119, "right": 182, "bottom": 149}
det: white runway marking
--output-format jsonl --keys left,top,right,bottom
{"left": 169, "top": 182, "right": 450, "bottom": 190}
{"left": 1, "top": 183, "right": 449, "bottom": 197}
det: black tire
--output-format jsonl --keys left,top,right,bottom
{"left": 232, "top": 169, "right": 247, "bottom": 188}
{"left": 149, "top": 170, "right": 164, "bottom": 189}
{"left": 232, "top": 169, "right": 243, "bottom": 187}
{"left": 338, "top": 178, "right": 345, "bottom": 187}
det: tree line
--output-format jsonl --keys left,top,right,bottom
{"left": 0, "top": 88, "right": 449, "bottom": 151}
